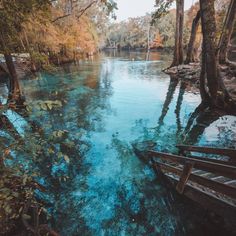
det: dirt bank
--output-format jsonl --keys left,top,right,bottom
{"left": 164, "top": 63, "right": 236, "bottom": 101}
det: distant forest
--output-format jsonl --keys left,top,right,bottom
{"left": 105, "top": 0, "right": 235, "bottom": 51}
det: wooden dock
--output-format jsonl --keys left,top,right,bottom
{"left": 134, "top": 144, "right": 236, "bottom": 224}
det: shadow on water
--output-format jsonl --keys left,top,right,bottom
{"left": 146, "top": 73, "right": 236, "bottom": 152}
{"left": 1, "top": 51, "right": 236, "bottom": 235}
{"left": 175, "top": 81, "right": 187, "bottom": 135}
{"left": 156, "top": 77, "right": 179, "bottom": 133}
{"left": 181, "top": 105, "right": 222, "bottom": 145}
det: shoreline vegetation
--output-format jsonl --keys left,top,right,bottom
{"left": 0, "top": 0, "right": 236, "bottom": 235}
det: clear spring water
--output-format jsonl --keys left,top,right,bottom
{"left": 2, "top": 51, "right": 236, "bottom": 235}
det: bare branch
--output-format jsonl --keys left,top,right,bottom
{"left": 77, "top": 0, "right": 98, "bottom": 20}
{"left": 52, "top": 13, "right": 72, "bottom": 23}
{"left": 52, "top": 0, "right": 99, "bottom": 23}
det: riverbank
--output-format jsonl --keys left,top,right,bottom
{"left": 164, "top": 63, "right": 236, "bottom": 101}
{"left": 0, "top": 52, "right": 97, "bottom": 81}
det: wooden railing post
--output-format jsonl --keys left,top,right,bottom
{"left": 176, "top": 161, "right": 194, "bottom": 194}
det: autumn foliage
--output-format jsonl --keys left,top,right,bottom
{"left": 150, "top": 32, "right": 163, "bottom": 49}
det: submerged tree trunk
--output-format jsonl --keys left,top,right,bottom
{"left": 199, "top": 0, "right": 236, "bottom": 113}
{"left": 218, "top": 0, "right": 236, "bottom": 64}
{"left": 4, "top": 53, "right": 22, "bottom": 102}
{"left": 171, "top": 0, "right": 184, "bottom": 67}
{"left": 185, "top": 10, "right": 201, "bottom": 64}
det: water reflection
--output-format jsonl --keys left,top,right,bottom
{"left": 104, "top": 50, "right": 164, "bottom": 62}
{"left": 175, "top": 82, "right": 186, "bottom": 135}
{"left": 182, "top": 106, "right": 236, "bottom": 148}
{"left": 181, "top": 105, "right": 221, "bottom": 145}
{"left": 0, "top": 78, "right": 8, "bottom": 105}
{"left": 155, "top": 77, "right": 179, "bottom": 133}
{"left": 0, "top": 51, "right": 236, "bottom": 235}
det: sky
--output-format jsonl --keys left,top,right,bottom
{"left": 115, "top": 0, "right": 198, "bottom": 21}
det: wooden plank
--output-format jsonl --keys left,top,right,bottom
{"left": 211, "top": 176, "right": 225, "bottom": 181}
{"left": 177, "top": 145, "right": 236, "bottom": 159}
{"left": 225, "top": 180, "right": 236, "bottom": 185}
{"left": 200, "top": 172, "right": 213, "bottom": 177}
{"left": 153, "top": 160, "right": 236, "bottom": 199}
{"left": 147, "top": 150, "right": 236, "bottom": 179}
{"left": 168, "top": 175, "right": 236, "bottom": 224}
{"left": 176, "top": 162, "right": 194, "bottom": 194}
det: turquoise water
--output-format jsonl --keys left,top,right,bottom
{"left": 1, "top": 51, "right": 236, "bottom": 235}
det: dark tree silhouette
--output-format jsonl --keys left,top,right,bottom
{"left": 218, "top": 0, "right": 236, "bottom": 64}
{"left": 171, "top": 0, "right": 184, "bottom": 67}
{"left": 199, "top": 0, "right": 236, "bottom": 114}
{"left": 185, "top": 10, "right": 201, "bottom": 64}
{"left": 156, "top": 77, "right": 178, "bottom": 132}
{"left": 182, "top": 105, "right": 223, "bottom": 145}
{"left": 175, "top": 81, "right": 186, "bottom": 134}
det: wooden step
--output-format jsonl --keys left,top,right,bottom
{"left": 225, "top": 180, "right": 236, "bottom": 186}
{"left": 153, "top": 160, "right": 236, "bottom": 199}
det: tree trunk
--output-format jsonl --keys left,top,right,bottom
{"left": 199, "top": 42, "right": 209, "bottom": 102}
{"left": 147, "top": 24, "right": 150, "bottom": 52}
{"left": 171, "top": 0, "right": 184, "bottom": 67}
{"left": 4, "top": 53, "right": 22, "bottom": 102}
{"left": 185, "top": 10, "right": 201, "bottom": 64}
{"left": 23, "top": 29, "right": 37, "bottom": 72}
{"left": 218, "top": 0, "right": 236, "bottom": 64}
{"left": 200, "top": 0, "right": 220, "bottom": 101}
{"left": 199, "top": 0, "right": 236, "bottom": 113}
{"left": 0, "top": 31, "right": 22, "bottom": 103}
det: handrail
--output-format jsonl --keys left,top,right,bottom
{"left": 177, "top": 145, "right": 236, "bottom": 159}
{"left": 147, "top": 150, "right": 236, "bottom": 179}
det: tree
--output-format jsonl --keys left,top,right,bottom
{"left": 218, "top": 0, "right": 236, "bottom": 64}
{"left": 171, "top": 0, "right": 184, "bottom": 67}
{"left": 0, "top": 0, "right": 51, "bottom": 102}
{"left": 185, "top": 10, "right": 201, "bottom": 64}
{"left": 0, "top": 0, "right": 117, "bottom": 100}
{"left": 52, "top": 0, "right": 117, "bottom": 23}
{"left": 199, "top": 0, "right": 236, "bottom": 113}
{"left": 151, "top": 0, "right": 174, "bottom": 24}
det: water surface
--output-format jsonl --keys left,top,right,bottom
{"left": 2, "top": 51, "right": 236, "bottom": 235}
